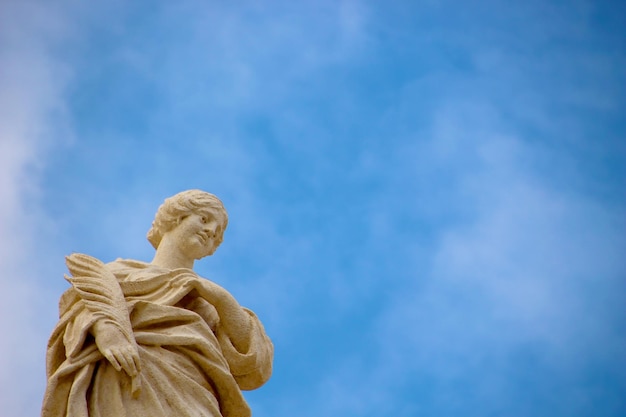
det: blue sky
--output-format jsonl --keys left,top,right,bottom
{"left": 1, "top": 0, "right": 625, "bottom": 416}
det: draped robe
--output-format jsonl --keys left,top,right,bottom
{"left": 42, "top": 258, "right": 273, "bottom": 417}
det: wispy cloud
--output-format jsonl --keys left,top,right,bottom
{"left": 0, "top": 1, "right": 77, "bottom": 415}
{"left": 304, "top": 98, "right": 626, "bottom": 415}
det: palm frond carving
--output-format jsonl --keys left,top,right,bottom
{"left": 65, "top": 253, "right": 134, "bottom": 345}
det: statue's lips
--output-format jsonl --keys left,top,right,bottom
{"left": 197, "top": 232, "right": 210, "bottom": 244}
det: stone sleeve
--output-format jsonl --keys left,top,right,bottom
{"left": 215, "top": 308, "right": 274, "bottom": 390}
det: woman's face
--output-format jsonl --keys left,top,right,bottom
{"left": 168, "top": 208, "right": 226, "bottom": 260}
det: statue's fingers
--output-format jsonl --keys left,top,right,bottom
{"left": 132, "top": 349, "right": 142, "bottom": 373}
{"left": 125, "top": 351, "right": 139, "bottom": 377}
{"left": 123, "top": 347, "right": 141, "bottom": 377}
{"left": 103, "top": 349, "right": 122, "bottom": 372}
{"left": 116, "top": 350, "right": 135, "bottom": 377}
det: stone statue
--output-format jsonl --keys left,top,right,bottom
{"left": 42, "top": 190, "right": 273, "bottom": 417}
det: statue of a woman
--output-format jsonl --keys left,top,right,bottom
{"left": 42, "top": 190, "right": 273, "bottom": 417}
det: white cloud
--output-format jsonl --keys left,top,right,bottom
{"left": 301, "top": 98, "right": 626, "bottom": 415}
{"left": 0, "top": 1, "right": 76, "bottom": 415}
{"left": 116, "top": 0, "right": 373, "bottom": 116}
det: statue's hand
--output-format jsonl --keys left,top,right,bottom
{"left": 93, "top": 320, "right": 141, "bottom": 379}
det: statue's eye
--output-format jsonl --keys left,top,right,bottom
{"left": 201, "top": 216, "right": 208, "bottom": 223}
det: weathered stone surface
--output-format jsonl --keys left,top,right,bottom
{"left": 42, "top": 190, "right": 273, "bottom": 417}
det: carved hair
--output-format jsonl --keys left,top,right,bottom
{"left": 147, "top": 189, "right": 228, "bottom": 249}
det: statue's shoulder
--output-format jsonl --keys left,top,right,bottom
{"left": 104, "top": 258, "right": 152, "bottom": 279}
{"left": 106, "top": 259, "right": 196, "bottom": 284}
{"left": 107, "top": 258, "right": 150, "bottom": 270}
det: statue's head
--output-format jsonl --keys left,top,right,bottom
{"left": 147, "top": 189, "right": 228, "bottom": 250}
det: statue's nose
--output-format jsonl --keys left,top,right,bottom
{"left": 204, "top": 223, "right": 217, "bottom": 236}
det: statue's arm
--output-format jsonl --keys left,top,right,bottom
{"left": 194, "top": 280, "right": 253, "bottom": 352}
{"left": 64, "top": 253, "right": 142, "bottom": 394}
{"left": 194, "top": 280, "right": 273, "bottom": 389}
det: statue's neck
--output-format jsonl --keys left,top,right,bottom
{"left": 150, "top": 238, "right": 195, "bottom": 270}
